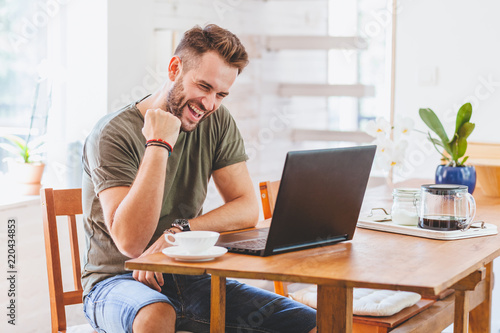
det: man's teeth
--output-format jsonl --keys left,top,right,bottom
{"left": 189, "top": 103, "right": 204, "bottom": 116}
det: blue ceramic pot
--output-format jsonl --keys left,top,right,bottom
{"left": 435, "top": 165, "right": 476, "bottom": 194}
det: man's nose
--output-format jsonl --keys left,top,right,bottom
{"left": 201, "top": 92, "right": 216, "bottom": 112}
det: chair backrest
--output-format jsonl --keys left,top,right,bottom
{"left": 259, "top": 180, "right": 289, "bottom": 295}
{"left": 467, "top": 142, "right": 500, "bottom": 161}
{"left": 442, "top": 141, "right": 500, "bottom": 163}
{"left": 41, "top": 188, "right": 84, "bottom": 333}
{"left": 259, "top": 180, "right": 280, "bottom": 220}
{"left": 442, "top": 142, "right": 500, "bottom": 192}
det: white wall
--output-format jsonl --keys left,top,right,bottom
{"left": 394, "top": 0, "right": 500, "bottom": 179}
{"left": 107, "top": 0, "right": 157, "bottom": 112}
{"left": 104, "top": 0, "right": 331, "bottom": 183}
{"left": 64, "top": 0, "right": 108, "bottom": 140}
{"left": 42, "top": 0, "right": 108, "bottom": 189}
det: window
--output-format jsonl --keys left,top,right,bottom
{"left": 0, "top": 0, "right": 48, "bottom": 173}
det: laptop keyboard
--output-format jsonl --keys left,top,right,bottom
{"left": 228, "top": 238, "right": 267, "bottom": 250}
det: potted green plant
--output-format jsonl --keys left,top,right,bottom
{"left": 0, "top": 134, "right": 46, "bottom": 195}
{"left": 0, "top": 77, "right": 48, "bottom": 195}
{"left": 419, "top": 102, "right": 476, "bottom": 193}
{"left": 0, "top": 134, "right": 45, "bottom": 163}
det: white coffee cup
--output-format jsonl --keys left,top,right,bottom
{"left": 165, "top": 231, "right": 220, "bottom": 254}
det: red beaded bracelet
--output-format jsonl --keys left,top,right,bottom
{"left": 145, "top": 139, "right": 173, "bottom": 156}
{"left": 146, "top": 139, "right": 173, "bottom": 152}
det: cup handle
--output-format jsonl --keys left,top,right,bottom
{"left": 165, "top": 233, "right": 178, "bottom": 245}
{"left": 462, "top": 193, "right": 477, "bottom": 231}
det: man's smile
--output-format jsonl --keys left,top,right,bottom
{"left": 187, "top": 102, "right": 205, "bottom": 120}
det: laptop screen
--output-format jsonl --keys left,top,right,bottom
{"left": 216, "top": 145, "right": 376, "bottom": 256}
{"left": 263, "top": 145, "right": 376, "bottom": 256}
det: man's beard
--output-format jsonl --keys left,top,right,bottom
{"left": 166, "top": 78, "right": 210, "bottom": 133}
{"left": 166, "top": 79, "right": 186, "bottom": 120}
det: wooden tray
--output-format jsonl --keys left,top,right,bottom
{"left": 357, "top": 218, "right": 498, "bottom": 240}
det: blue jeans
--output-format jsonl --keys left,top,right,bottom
{"left": 83, "top": 273, "right": 316, "bottom": 333}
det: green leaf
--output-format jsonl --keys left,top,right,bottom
{"left": 458, "top": 122, "right": 475, "bottom": 140}
{"left": 27, "top": 135, "right": 46, "bottom": 152}
{"left": 456, "top": 137, "right": 468, "bottom": 159}
{"left": 419, "top": 108, "right": 451, "bottom": 154}
{"left": 429, "top": 137, "right": 444, "bottom": 147}
{"left": 461, "top": 156, "right": 469, "bottom": 165}
{"left": 1, "top": 135, "right": 30, "bottom": 161}
{"left": 448, "top": 133, "right": 456, "bottom": 157}
{"left": 455, "top": 103, "right": 472, "bottom": 135}
{"left": 1, "top": 134, "right": 47, "bottom": 163}
{"left": 0, "top": 143, "right": 23, "bottom": 156}
{"left": 450, "top": 122, "right": 475, "bottom": 164}
{"left": 427, "top": 132, "right": 450, "bottom": 161}
{"left": 1, "top": 134, "right": 27, "bottom": 152}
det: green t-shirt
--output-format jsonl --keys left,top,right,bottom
{"left": 81, "top": 98, "right": 248, "bottom": 297}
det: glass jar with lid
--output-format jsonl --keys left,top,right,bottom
{"left": 391, "top": 188, "right": 420, "bottom": 226}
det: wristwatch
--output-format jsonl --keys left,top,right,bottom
{"left": 171, "top": 219, "right": 191, "bottom": 232}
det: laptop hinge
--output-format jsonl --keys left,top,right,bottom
{"left": 271, "top": 235, "right": 348, "bottom": 254}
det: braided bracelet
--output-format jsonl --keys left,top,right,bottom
{"left": 145, "top": 140, "right": 172, "bottom": 156}
{"left": 146, "top": 139, "right": 173, "bottom": 151}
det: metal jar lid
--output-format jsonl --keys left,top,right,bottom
{"left": 421, "top": 184, "right": 468, "bottom": 195}
{"left": 392, "top": 188, "right": 420, "bottom": 198}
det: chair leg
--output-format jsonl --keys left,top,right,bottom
{"left": 274, "top": 281, "right": 288, "bottom": 296}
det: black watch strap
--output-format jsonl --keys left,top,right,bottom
{"left": 171, "top": 219, "right": 191, "bottom": 232}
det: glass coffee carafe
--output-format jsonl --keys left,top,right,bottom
{"left": 418, "top": 184, "right": 476, "bottom": 231}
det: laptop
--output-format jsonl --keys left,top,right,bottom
{"left": 216, "top": 145, "right": 376, "bottom": 256}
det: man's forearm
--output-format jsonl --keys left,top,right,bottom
{"left": 110, "top": 147, "right": 169, "bottom": 257}
{"left": 102, "top": 108, "right": 180, "bottom": 258}
{"left": 189, "top": 193, "right": 259, "bottom": 232}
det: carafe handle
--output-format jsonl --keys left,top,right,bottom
{"left": 462, "top": 192, "right": 476, "bottom": 231}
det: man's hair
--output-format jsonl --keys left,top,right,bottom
{"left": 174, "top": 24, "right": 249, "bottom": 74}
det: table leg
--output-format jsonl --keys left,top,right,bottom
{"left": 454, "top": 290, "right": 470, "bottom": 333}
{"left": 211, "top": 275, "right": 226, "bottom": 333}
{"left": 452, "top": 266, "right": 488, "bottom": 333}
{"left": 317, "top": 285, "right": 353, "bottom": 333}
{"left": 469, "top": 261, "right": 493, "bottom": 333}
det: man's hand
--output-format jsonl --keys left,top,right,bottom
{"left": 142, "top": 108, "right": 181, "bottom": 146}
{"left": 132, "top": 234, "right": 169, "bottom": 292}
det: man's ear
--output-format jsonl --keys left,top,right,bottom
{"left": 168, "top": 56, "right": 182, "bottom": 81}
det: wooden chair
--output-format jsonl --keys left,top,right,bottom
{"left": 258, "top": 180, "right": 458, "bottom": 332}
{"left": 462, "top": 141, "right": 500, "bottom": 160}
{"left": 466, "top": 142, "right": 500, "bottom": 196}
{"left": 41, "top": 188, "right": 194, "bottom": 333}
{"left": 41, "top": 188, "right": 95, "bottom": 333}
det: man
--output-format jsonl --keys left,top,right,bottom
{"left": 81, "top": 24, "right": 317, "bottom": 332}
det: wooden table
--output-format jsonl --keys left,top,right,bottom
{"left": 125, "top": 181, "right": 500, "bottom": 332}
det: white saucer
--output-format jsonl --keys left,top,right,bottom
{"left": 162, "top": 246, "right": 228, "bottom": 262}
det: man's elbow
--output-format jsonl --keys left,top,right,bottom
{"left": 116, "top": 241, "right": 144, "bottom": 259}
{"left": 250, "top": 207, "right": 259, "bottom": 227}
{"left": 109, "top": 225, "right": 145, "bottom": 258}
{"left": 245, "top": 197, "right": 260, "bottom": 228}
